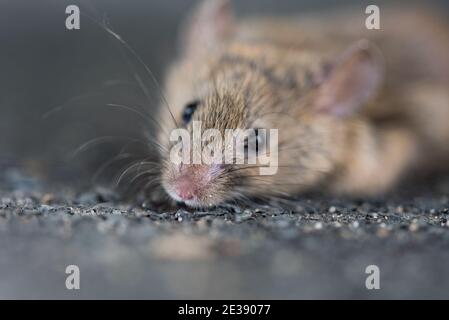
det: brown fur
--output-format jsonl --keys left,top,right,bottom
{"left": 157, "top": 0, "right": 449, "bottom": 207}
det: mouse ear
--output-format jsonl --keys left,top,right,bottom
{"left": 180, "top": 0, "right": 235, "bottom": 56}
{"left": 314, "top": 40, "right": 384, "bottom": 117}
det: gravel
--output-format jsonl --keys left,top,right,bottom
{"left": 1, "top": 162, "right": 449, "bottom": 299}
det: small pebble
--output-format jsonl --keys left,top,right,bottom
{"left": 314, "top": 222, "right": 323, "bottom": 230}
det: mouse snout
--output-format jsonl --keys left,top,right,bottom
{"left": 174, "top": 176, "right": 196, "bottom": 201}
{"left": 169, "top": 163, "right": 224, "bottom": 205}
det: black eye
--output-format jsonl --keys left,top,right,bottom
{"left": 182, "top": 100, "right": 199, "bottom": 125}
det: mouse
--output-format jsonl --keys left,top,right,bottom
{"left": 155, "top": 0, "right": 449, "bottom": 208}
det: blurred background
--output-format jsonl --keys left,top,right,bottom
{"left": 3, "top": 0, "right": 446, "bottom": 188}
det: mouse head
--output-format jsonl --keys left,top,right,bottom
{"left": 157, "top": 0, "right": 384, "bottom": 207}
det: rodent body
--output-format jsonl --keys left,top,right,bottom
{"left": 157, "top": 0, "right": 449, "bottom": 207}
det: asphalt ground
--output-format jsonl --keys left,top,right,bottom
{"left": 1, "top": 162, "right": 449, "bottom": 299}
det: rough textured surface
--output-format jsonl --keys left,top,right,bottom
{"left": 1, "top": 162, "right": 449, "bottom": 299}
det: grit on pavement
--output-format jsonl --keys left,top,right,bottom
{"left": 1, "top": 162, "right": 449, "bottom": 299}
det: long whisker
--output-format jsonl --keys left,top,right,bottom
{"left": 106, "top": 103, "right": 170, "bottom": 136}
{"left": 70, "top": 136, "right": 146, "bottom": 159}
{"left": 129, "top": 169, "right": 160, "bottom": 184}
{"left": 141, "top": 177, "right": 162, "bottom": 194}
{"left": 42, "top": 80, "right": 143, "bottom": 119}
{"left": 82, "top": 12, "right": 179, "bottom": 129}
{"left": 42, "top": 91, "right": 104, "bottom": 119}
{"left": 115, "top": 160, "right": 161, "bottom": 187}
{"left": 120, "top": 172, "right": 160, "bottom": 197}
{"left": 225, "top": 164, "right": 329, "bottom": 175}
{"left": 91, "top": 152, "right": 136, "bottom": 184}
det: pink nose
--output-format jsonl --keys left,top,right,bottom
{"left": 172, "top": 164, "right": 221, "bottom": 202}
{"left": 175, "top": 180, "right": 195, "bottom": 200}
